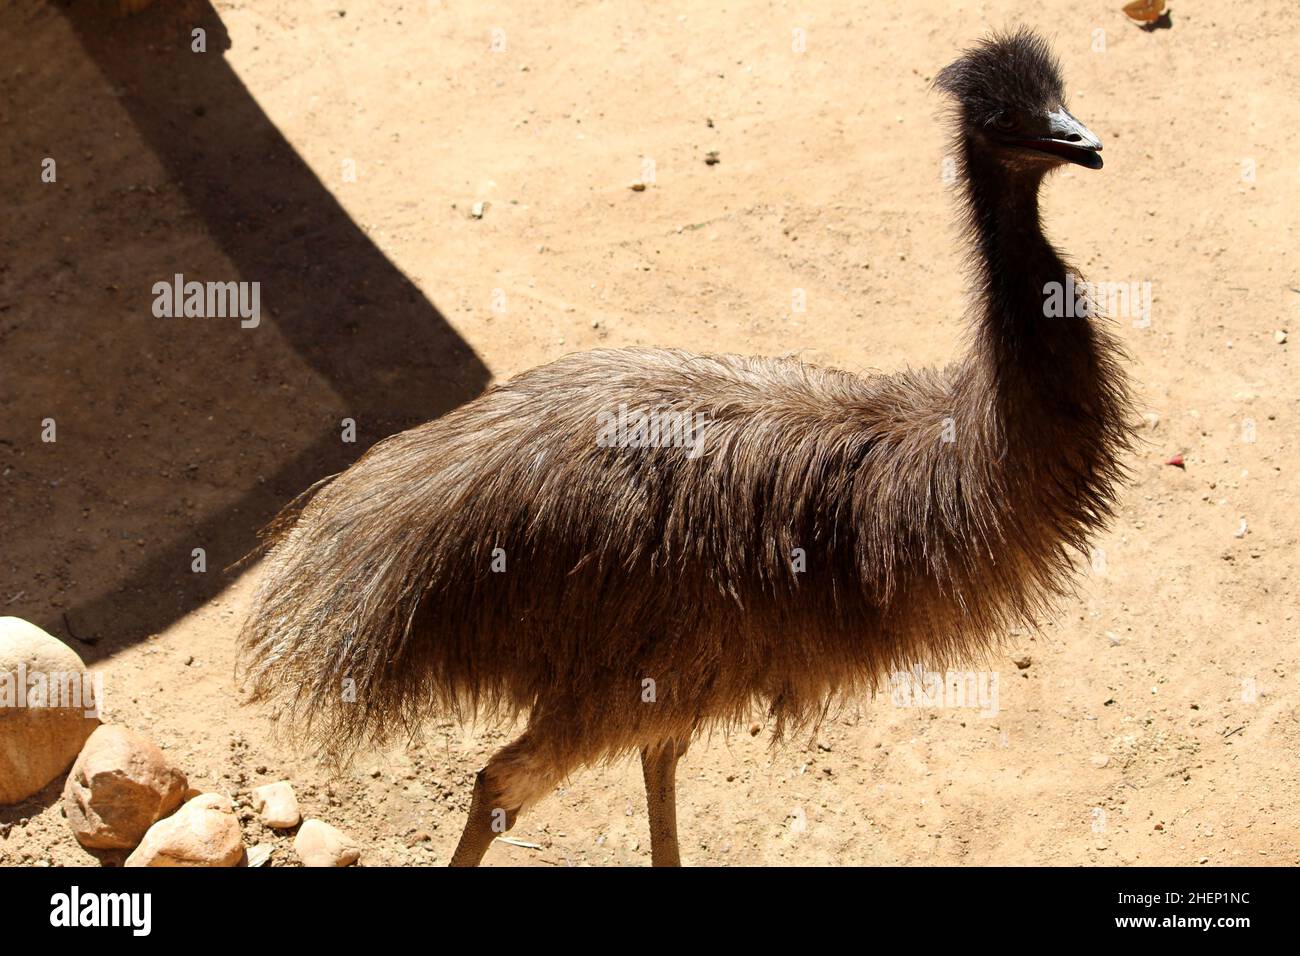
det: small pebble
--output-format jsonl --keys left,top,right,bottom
{"left": 246, "top": 844, "right": 273, "bottom": 868}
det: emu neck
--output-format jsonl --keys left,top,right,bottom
{"left": 936, "top": 138, "right": 1132, "bottom": 574}
{"left": 959, "top": 145, "right": 1099, "bottom": 409}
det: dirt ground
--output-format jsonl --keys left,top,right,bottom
{"left": 1, "top": 0, "right": 1297, "bottom": 866}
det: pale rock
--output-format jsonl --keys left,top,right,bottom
{"left": 125, "top": 792, "right": 244, "bottom": 867}
{"left": 0, "top": 617, "right": 100, "bottom": 805}
{"left": 251, "top": 780, "right": 300, "bottom": 829}
{"left": 295, "top": 819, "right": 360, "bottom": 867}
{"left": 246, "top": 844, "right": 273, "bottom": 868}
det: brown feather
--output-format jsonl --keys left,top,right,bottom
{"left": 239, "top": 29, "right": 1135, "bottom": 803}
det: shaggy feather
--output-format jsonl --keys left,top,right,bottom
{"left": 239, "top": 29, "right": 1135, "bottom": 784}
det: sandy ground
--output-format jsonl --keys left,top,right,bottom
{"left": 1, "top": 0, "right": 1297, "bottom": 866}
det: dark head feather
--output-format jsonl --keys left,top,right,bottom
{"left": 934, "top": 28, "right": 1066, "bottom": 130}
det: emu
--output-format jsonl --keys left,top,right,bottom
{"left": 240, "top": 28, "right": 1133, "bottom": 866}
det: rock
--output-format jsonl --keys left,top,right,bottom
{"left": 1276, "top": 330, "right": 1288, "bottom": 344}
{"left": 1012, "top": 655, "right": 1032, "bottom": 670}
{"left": 470, "top": 200, "right": 487, "bottom": 219}
{"left": 124, "top": 793, "right": 244, "bottom": 867}
{"left": 250, "top": 780, "right": 300, "bottom": 829}
{"left": 628, "top": 181, "right": 647, "bottom": 192}
{"left": 63, "top": 725, "right": 188, "bottom": 849}
{"left": 0, "top": 617, "right": 100, "bottom": 805}
{"left": 295, "top": 819, "right": 360, "bottom": 867}
{"left": 1090, "top": 754, "right": 1111, "bottom": 768}
{"left": 246, "top": 844, "right": 274, "bottom": 868}
{"left": 403, "top": 829, "right": 433, "bottom": 848}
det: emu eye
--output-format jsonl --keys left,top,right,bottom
{"left": 991, "top": 113, "right": 1016, "bottom": 133}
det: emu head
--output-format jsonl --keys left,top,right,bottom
{"left": 935, "top": 28, "right": 1103, "bottom": 172}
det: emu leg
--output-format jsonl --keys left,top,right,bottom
{"left": 449, "top": 731, "right": 554, "bottom": 867}
{"left": 448, "top": 766, "right": 520, "bottom": 867}
{"left": 640, "top": 738, "right": 688, "bottom": 867}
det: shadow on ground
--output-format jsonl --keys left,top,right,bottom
{"left": 0, "top": 0, "right": 489, "bottom": 662}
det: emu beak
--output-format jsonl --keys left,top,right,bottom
{"left": 1014, "top": 108, "right": 1104, "bottom": 169}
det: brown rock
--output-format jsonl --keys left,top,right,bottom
{"left": 295, "top": 819, "right": 360, "bottom": 867}
{"left": 63, "top": 725, "right": 188, "bottom": 849}
{"left": 125, "top": 793, "right": 244, "bottom": 867}
{"left": 0, "top": 617, "right": 100, "bottom": 805}
{"left": 404, "top": 829, "right": 433, "bottom": 847}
